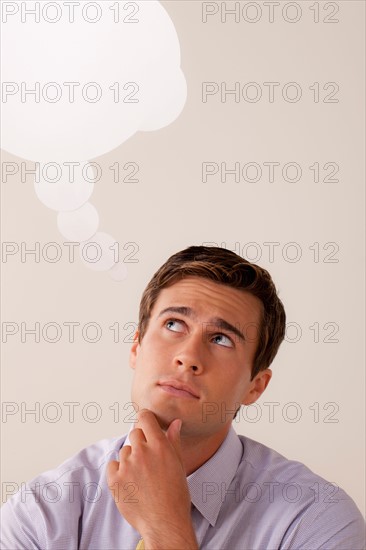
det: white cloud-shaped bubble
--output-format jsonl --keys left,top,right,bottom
{"left": 34, "top": 162, "right": 96, "bottom": 211}
{"left": 2, "top": 1, "right": 187, "bottom": 277}
{"left": 80, "top": 232, "right": 118, "bottom": 271}
{"left": 1, "top": 1, "right": 187, "bottom": 162}
{"left": 139, "top": 67, "right": 187, "bottom": 131}
{"left": 109, "top": 262, "right": 128, "bottom": 281}
{"left": 57, "top": 202, "right": 99, "bottom": 241}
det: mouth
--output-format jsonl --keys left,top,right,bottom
{"left": 158, "top": 380, "right": 200, "bottom": 399}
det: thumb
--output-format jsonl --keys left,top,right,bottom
{"left": 166, "top": 418, "right": 183, "bottom": 459}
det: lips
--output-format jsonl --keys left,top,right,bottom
{"left": 158, "top": 380, "right": 200, "bottom": 399}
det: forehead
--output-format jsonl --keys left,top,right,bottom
{"left": 151, "top": 276, "right": 262, "bottom": 325}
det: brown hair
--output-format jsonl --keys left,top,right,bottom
{"left": 138, "top": 245, "right": 286, "bottom": 380}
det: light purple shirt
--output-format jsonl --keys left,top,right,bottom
{"left": 1, "top": 427, "right": 365, "bottom": 549}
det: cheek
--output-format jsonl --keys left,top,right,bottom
{"left": 218, "top": 366, "right": 250, "bottom": 399}
{"left": 137, "top": 337, "right": 171, "bottom": 371}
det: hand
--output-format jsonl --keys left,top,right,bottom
{"left": 107, "top": 409, "right": 198, "bottom": 549}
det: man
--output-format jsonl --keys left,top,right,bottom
{"left": 1, "top": 246, "right": 365, "bottom": 549}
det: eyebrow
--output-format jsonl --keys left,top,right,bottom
{"left": 157, "top": 306, "right": 245, "bottom": 342}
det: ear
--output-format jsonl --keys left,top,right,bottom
{"left": 242, "top": 368, "right": 272, "bottom": 406}
{"left": 129, "top": 330, "right": 140, "bottom": 370}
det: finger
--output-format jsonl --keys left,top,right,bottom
{"left": 118, "top": 445, "right": 132, "bottom": 465}
{"left": 136, "top": 409, "right": 165, "bottom": 443}
{"left": 106, "top": 461, "right": 126, "bottom": 503}
{"left": 106, "top": 460, "right": 120, "bottom": 491}
{"left": 107, "top": 459, "right": 119, "bottom": 477}
{"left": 129, "top": 427, "right": 147, "bottom": 446}
{"left": 166, "top": 418, "right": 183, "bottom": 460}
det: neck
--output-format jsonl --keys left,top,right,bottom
{"left": 179, "top": 426, "right": 231, "bottom": 475}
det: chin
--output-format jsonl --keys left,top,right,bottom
{"left": 147, "top": 406, "right": 176, "bottom": 431}
{"left": 145, "top": 400, "right": 181, "bottom": 431}
{"left": 154, "top": 414, "right": 171, "bottom": 431}
{"left": 135, "top": 392, "right": 187, "bottom": 430}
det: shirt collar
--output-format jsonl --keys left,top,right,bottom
{"left": 187, "top": 427, "right": 243, "bottom": 526}
{"left": 122, "top": 425, "right": 243, "bottom": 527}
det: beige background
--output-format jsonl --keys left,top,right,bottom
{"left": 1, "top": 0, "right": 365, "bottom": 517}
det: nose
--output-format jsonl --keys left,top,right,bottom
{"left": 173, "top": 332, "right": 204, "bottom": 374}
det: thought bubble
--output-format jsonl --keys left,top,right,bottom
{"left": 1, "top": 1, "right": 187, "bottom": 161}
{"left": 34, "top": 163, "right": 96, "bottom": 211}
{"left": 80, "top": 232, "right": 117, "bottom": 271}
{"left": 1, "top": 1, "right": 187, "bottom": 276}
{"left": 109, "top": 262, "right": 129, "bottom": 282}
{"left": 57, "top": 202, "right": 99, "bottom": 241}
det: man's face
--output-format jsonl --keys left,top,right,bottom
{"left": 130, "top": 276, "right": 271, "bottom": 441}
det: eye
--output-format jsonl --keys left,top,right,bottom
{"left": 165, "top": 319, "right": 185, "bottom": 333}
{"left": 212, "top": 334, "right": 234, "bottom": 348}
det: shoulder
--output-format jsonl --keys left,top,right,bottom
{"left": 235, "top": 434, "right": 365, "bottom": 549}
{"left": 21, "top": 433, "right": 126, "bottom": 497}
{"left": 0, "top": 434, "right": 127, "bottom": 550}
{"left": 237, "top": 433, "right": 323, "bottom": 482}
{"left": 47, "top": 434, "right": 126, "bottom": 477}
{"left": 24, "top": 434, "right": 127, "bottom": 493}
